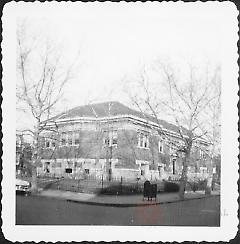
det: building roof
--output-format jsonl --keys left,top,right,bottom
{"left": 49, "top": 101, "right": 188, "bottom": 135}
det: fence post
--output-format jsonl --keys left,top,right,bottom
{"left": 120, "top": 176, "right": 123, "bottom": 194}
{"left": 101, "top": 175, "right": 103, "bottom": 190}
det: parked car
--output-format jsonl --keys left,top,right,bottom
{"left": 16, "top": 178, "right": 31, "bottom": 195}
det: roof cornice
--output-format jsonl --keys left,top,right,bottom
{"left": 42, "top": 114, "right": 187, "bottom": 139}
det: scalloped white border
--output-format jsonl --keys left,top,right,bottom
{"left": 2, "top": 2, "right": 239, "bottom": 242}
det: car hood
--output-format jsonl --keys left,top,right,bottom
{"left": 16, "top": 179, "right": 30, "bottom": 186}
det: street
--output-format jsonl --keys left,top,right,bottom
{"left": 16, "top": 194, "right": 220, "bottom": 226}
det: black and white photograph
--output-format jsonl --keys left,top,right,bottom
{"left": 2, "top": 2, "right": 238, "bottom": 242}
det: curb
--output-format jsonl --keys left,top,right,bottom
{"left": 65, "top": 194, "right": 220, "bottom": 208}
{"left": 35, "top": 190, "right": 220, "bottom": 208}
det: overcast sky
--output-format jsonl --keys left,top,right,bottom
{"left": 13, "top": 2, "right": 236, "bottom": 131}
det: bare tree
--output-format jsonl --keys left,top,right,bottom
{"left": 125, "top": 62, "right": 221, "bottom": 199}
{"left": 16, "top": 20, "right": 79, "bottom": 192}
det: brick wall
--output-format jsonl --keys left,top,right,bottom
{"left": 39, "top": 118, "right": 210, "bottom": 179}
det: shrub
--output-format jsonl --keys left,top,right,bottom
{"left": 186, "top": 180, "right": 206, "bottom": 192}
{"left": 164, "top": 181, "right": 180, "bottom": 192}
{"left": 99, "top": 183, "right": 142, "bottom": 195}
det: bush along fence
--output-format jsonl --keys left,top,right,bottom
{"left": 39, "top": 175, "right": 167, "bottom": 195}
{"left": 37, "top": 174, "right": 215, "bottom": 195}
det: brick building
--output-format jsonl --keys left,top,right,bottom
{"left": 37, "top": 101, "right": 209, "bottom": 181}
{"left": 16, "top": 134, "right": 23, "bottom": 174}
{"left": 16, "top": 134, "right": 33, "bottom": 176}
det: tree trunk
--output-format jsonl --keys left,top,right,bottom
{"left": 31, "top": 120, "right": 40, "bottom": 193}
{"left": 205, "top": 175, "right": 213, "bottom": 195}
{"left": 179, "top": 164, "right": 188, "bottom": 200}
{"left": 205, "top": 158, "right": 213, "bottom": 195}
{"left": 179, "top": 150, "right": 190, "bottom": 200}
{"left": 31, "top": 164, "right": 38, "bottom": 193}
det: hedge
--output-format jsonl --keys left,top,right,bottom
{"left": 163, "top": 181, "right": 180, "bottom": 192}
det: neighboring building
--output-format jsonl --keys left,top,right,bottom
{"left": 16, "top": 134, "right": 23, "bottom": 174}
{"left": 16, "top": 134, "right": 33, "bottom": 176}
{"left": 37, "top": 101, "right": 210, "bottom": 181}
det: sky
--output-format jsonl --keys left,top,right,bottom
{"left": 13, "top": 2, "right": 236, "bottom": 131}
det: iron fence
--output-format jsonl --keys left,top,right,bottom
{"left": 41, "top": 175, "right": 165, "bottom": 195}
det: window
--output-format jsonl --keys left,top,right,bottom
{"left": 56, "top": 162, "right": 61, "bottom": 168}
{"left": 51, "top": 162, "right": 56, "bottom": 168}
{"left": 138, "top": 133, "right": 149, "bottom": 148}
{"left": 44, "top": 162, "right": 50, "bottom": 173}
{"left": 139, "top": 134, "right": 144, "bottom": 147}
{"left": 61, "top": 133, "right": 67, "bottom": 146}
{"left": 67, "top": 162, "right": 73, "bottom": 168}
{"left": 103, "top": 130, "right": 117, "bottom": 147}
{"left": 169, "top": 144, "right": 175, "bottom": 155}
{"left": 112, "top": 131, "right": 118, "bottom": 145}
{"left": 74, "top": 132, "right": 80, "bottom": 145}
{"left": 199, "top": 149, "right": 204, "bottom": 159}
{"left": 75, "top": 162, "right": 82, "bottom": 168}
{"left": 169, "top": 141, "right": 177, "bottom": 155}
{"left": 158, "top": 140, "right": 164, "bottom": 153}
{"left": 85, "top": 169, "right": 90, "bottom": 174}
{"left": 45, "top": 137, "right": 56, "bottom": 148}
{"left": 60, "top": 132, "right": 80, "bottom": 146}
{"left": 68, "top": 132, "right": 73, "bottom": 145}
{"left": 104, "top": 138, "right": 110, "bottom": 146}
{"left": 46, "top": 140, "right": 50, "bottom": 148}
{"left": 144, "top": 135, "right": 148, "bottom": 148}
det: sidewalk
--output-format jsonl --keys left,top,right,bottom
{"left": 37, "top": 189, "right": 220, "bottom": 207}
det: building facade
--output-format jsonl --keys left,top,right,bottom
{"left": 37, "top": 101, "right": 210, "bottom": 181}
{"left": 16, "top": 134, "right": 33, "bottom": 176}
